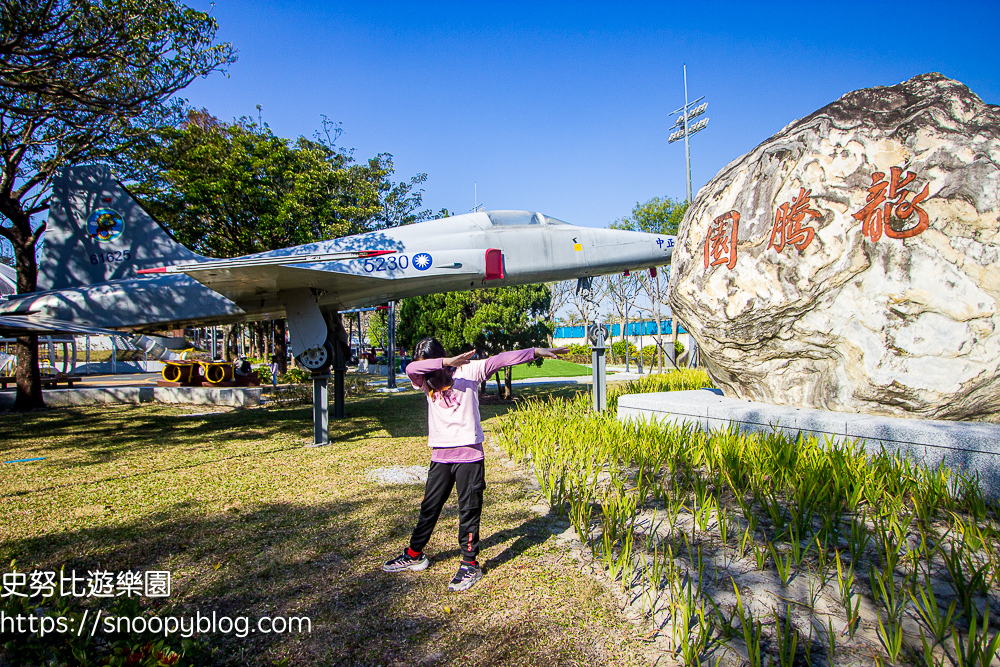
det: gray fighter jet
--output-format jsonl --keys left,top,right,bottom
{"left": 0, "top": 166, "right": 675, "bottom": 370}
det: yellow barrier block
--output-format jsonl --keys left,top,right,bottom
{"left": 200, "top": 361, "right": 234, "bottom": 384}
{"left": 162, "top": 361, "right": 200, "bottom": 383}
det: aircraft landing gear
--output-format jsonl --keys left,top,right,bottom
{"left": 303, "top": 336, "right": 347, "bottom": 447}
{"left": 297, "top": 341, "right": 334, "bottom": 372}
{"left": 280, "top": 287, "right": 349, "bottom": 445}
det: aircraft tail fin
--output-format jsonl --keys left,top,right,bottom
{"left": 39, "top": 165, "right": 206, "bottom": 291}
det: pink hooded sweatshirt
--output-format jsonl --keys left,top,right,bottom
{"left": 406, "top": 349, "right": 536, "bottom": 462}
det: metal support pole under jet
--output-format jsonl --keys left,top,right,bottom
{"left": 312, "top": 374, "right": 330, "bottom": 446}
{"left": 589, "top": 323, "right": 608, "bottom": 413}
{"left": 387, "top": 301, "right": 397, "bottom": 390}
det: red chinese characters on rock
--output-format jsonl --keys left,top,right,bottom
{"left": 704, "top": 210, "right": 740, "bottom": 270}
{"left": 768, "top": 187, "right": 820, "bottom": 253}
{"left": 852, "top": 167, "right": 931, "bottom": 242}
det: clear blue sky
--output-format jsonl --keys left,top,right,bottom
{"left": 183, "top": 1, "right": 999, "bottom": 229}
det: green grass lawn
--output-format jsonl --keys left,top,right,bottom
{"left": 0, "top": 386, "right": 647, "bottom": 667}
{"left": 509, "top": 358, "right": 591, "bottom": 379}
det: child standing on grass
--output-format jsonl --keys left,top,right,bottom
{"left": 382, "top": 337, "right": 568, "bottom": 591}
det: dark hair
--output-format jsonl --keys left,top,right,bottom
{"left": 414, "top": 337, "right": 445, "bottom": 360}
{"left": 414, "top": 337, "right": 453, "bottom": 393}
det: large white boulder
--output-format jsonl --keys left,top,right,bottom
{"left": 668, "top": 73, "right": 1000, "bottom": 420}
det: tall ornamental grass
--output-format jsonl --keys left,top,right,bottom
{"left": 605, "top": 369, "right": 716, "bottom": 413}
{"left": 495, "top": 372, "right": 1000, "bottom": 667}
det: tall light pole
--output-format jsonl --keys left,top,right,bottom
{"left": 668, "top": 65, "right": 709, "bottom": 203}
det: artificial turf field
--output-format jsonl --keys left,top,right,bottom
{"left": 0, "top": 386, "right": 648, "bottom": 667}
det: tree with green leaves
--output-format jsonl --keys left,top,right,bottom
{"left": 123, "top": 111, "right": 431, "bottom": 370}
{"left": 125, "top": 112, "right": 431, "bottom": 256}
{"left": 0, "top": 0, "right": 235, "bottom": 409}
{"left": 367, "top": 308, "right": 391, "bottom": 351}
{"left": 397, "top": 284, "right": 552, "bottom": 398}
{"left": 612, "top": 196, "right": 688, "bottom": 236}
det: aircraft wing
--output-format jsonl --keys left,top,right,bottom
{"left": 150, "top": 250, "right": 493, "bottom": 304}
{"left": 0, "top": 315, "right": 123, "bottom": 337}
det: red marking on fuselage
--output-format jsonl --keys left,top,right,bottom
{"left": 356, "top": 249, "right": 397, "bottom": 258}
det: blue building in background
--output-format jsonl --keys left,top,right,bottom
{"left": 553, "top": 319, "right": 687, "bottom": 339}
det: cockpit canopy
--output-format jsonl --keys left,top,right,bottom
{"left": 487, "top": 210, "right": 570, "bottom": 227}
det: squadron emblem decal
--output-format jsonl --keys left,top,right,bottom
{"left": 413, "top": 253, "right": 433, "bottom": 271}
{"left": 87, "top": 209, "right": 124, "bottom": 243}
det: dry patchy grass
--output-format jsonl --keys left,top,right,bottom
{"left": 1, "top": 387, "right": 650, "bottom": 667}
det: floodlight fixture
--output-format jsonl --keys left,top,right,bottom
{"left": 671, "top": 102, "right": 707, "bottom": 127}
{"left": 667, "top": 65, "right": 710, "bottom": 203}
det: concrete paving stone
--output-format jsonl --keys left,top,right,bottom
{"left": 368, "top": 466, "right": 428, "bottom": 485}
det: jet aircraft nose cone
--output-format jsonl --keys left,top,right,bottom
{"left": 582, "top": 228, "right": 674, "bottom": 273}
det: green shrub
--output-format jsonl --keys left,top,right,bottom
{"left": 280, "top": 367, "right": 311, "bottom": 384}
{"left": 492, "top": 367, "right": 991, "bottom": 667}
{"left": 566, "top": 343, "right": 590, "bottom": 357}
{"left": 605, "top": 368, "right": 714, "bottom": 410}
{"left": 268, "top": 385, "right": 312, "bottom": 406}
{"left": 634, "top": 341, "right": 685, "bottom": 360}
{"left": 610, "top": 340, "right": 638, "bottom": 361}
{"left": 565, "top": 354, "right": 592, "bottom": 365}
{"left": 347, "top": 376, "right": 372, "bottom": 395}
{"left": 256, "top": 365, "right": 272, "bottom": 384}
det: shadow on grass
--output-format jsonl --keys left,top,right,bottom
{"left": 3, "top": 481, "right": 585, "bottom": 666}
{"left": 0, "top": 405, "right": 310, "bottom": 462}
{"left": 421, "top": 514, "right": 556, "bottom": 574}
{"left": 349, "top": 384, "right": 586, "bottom": 440}
{"left": 1, "top": 383, "right": 634, "bottom": 665}
{"left": 0, "top": 385, "right": 588, "bottom": 468}
{"left": 0, "top": 394, "right": 411, "bottom": 476}
{"left": 0, "top": 386, "right": 585, "bottom": 504}
{"left": 0, "top": 406, "right": 370, "bottom": 497}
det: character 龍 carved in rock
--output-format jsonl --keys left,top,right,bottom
{"left": 853, "top": 166, "right": 931, "bottom": 242}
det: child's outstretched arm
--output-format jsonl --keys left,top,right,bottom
{"left": 479, "top": 347, "right": 569, "bottom": 378}
{"left": 405, "top": 350, "right": 476, "bottom": 389}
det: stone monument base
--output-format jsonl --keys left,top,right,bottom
{"left": 618, "top": 390, "right": 1000, "bottom": 498}
{"left": 0, "top": 386, "right": 261, "bottom": 409}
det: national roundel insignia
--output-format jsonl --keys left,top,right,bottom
{"left": 413, "top": 253, "right": 433, "bottom": 271}
{"left": 87, "top": 209, "right": 124, "bottom": 243}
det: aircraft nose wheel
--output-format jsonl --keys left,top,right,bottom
{"left": 297, "top": 341, "right": 334, "bottom": 372}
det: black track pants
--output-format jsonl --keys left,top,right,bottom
{"left": 408, "top": 460, "right": 486, "bottom": 561}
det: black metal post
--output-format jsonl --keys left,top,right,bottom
{"left": 312, "top": 374, "right": 330, "bottom": 446}
{"left": 589, "top": 323, "right": 607, "bottom": 412}
{"left": 387, "top": 300, "right": 397, "bottom": 389}
{"left": 333, "top": 370, "right": 344, "bottom": 419}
